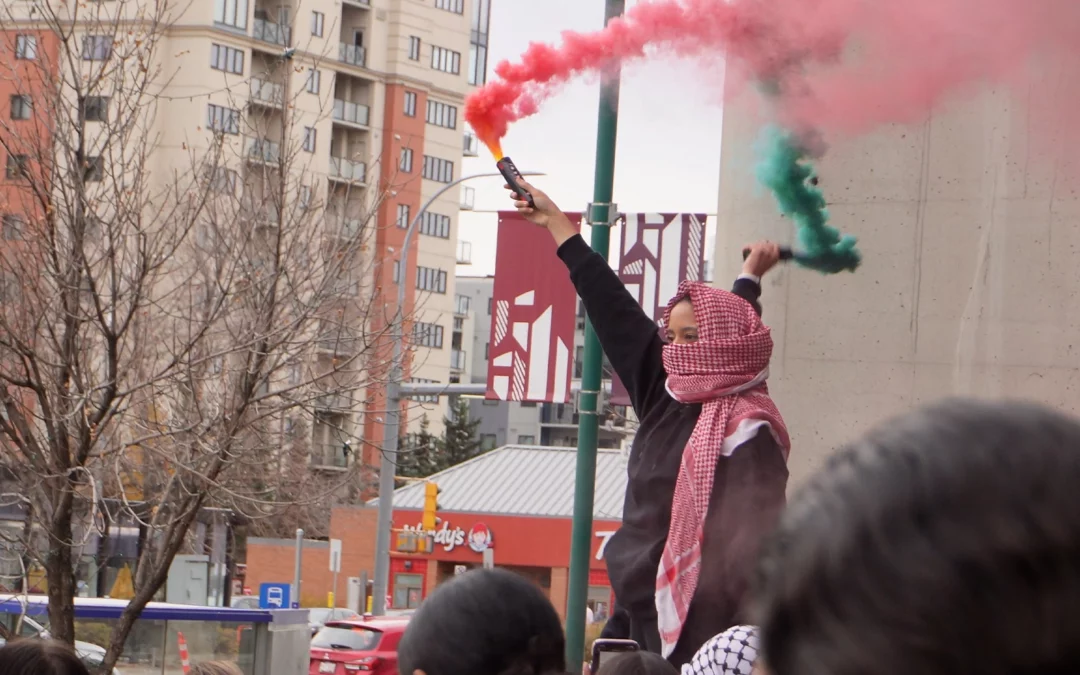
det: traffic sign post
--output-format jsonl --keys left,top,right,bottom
{"left": 329, "top": 539, "right": 342, "bottom": 609}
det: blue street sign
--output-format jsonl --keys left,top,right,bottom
{"left": 259, "top": 582, "right": 290, "bottom": 609}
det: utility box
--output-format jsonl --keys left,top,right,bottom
{"left": 165, "top": 554, "right": 210, "bottom": 605}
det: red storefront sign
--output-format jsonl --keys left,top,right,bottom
{"left": 611, "top": 213, "right": 708, "bottom": 406}
{"left": 487, "top": 212, "right": 582, "bottom": 403}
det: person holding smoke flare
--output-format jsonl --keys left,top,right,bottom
{"left": 507, "top": 179, "right": 791, "bottom": 666}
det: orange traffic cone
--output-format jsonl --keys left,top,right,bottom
{"left": 178, "top": 631, "right": 191, "bottom": 675}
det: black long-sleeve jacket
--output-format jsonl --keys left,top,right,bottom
{"left": 558, "top": 235, "right": 788, "bottom": 664}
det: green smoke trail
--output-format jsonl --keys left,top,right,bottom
{"left": 755, "top": 126, "right": 861, "bottom": 274}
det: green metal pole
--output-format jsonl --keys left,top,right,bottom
{"left": 566, "top": 0, "right": 624, "bottom": 667}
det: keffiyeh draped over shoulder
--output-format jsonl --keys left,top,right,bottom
{"left": 682, "top": 625, "right": 760, "bottom": 675}
{"left": 655, "top": 281, "right": 790, "bottom": 656}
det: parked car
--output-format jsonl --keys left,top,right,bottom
{"left": 309, "top": 618, "right": 409, "bottom": 675}
{"left": 230, "top": 595, "right": 261, "bottom": 610}
{"left": 308, "top": 607, "right": 362, "bottom": 636}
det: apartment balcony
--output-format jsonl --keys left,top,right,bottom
{"left": 245, "top": 137, "right": 281, "bottom": 165}
{"left": 454, "top": 294, "right": 471, "bottom": 317}
{"left": 330, "top": 215, "right": 363, "bottom": 239}
{"left": 329, "top": 156, "right": 367, "bottom": 184}
{"left": 451, "top": 349, "right": 467, "bottom": 372}
{"left": 460, "top": 186, "right": 476, "bottom": 211}
{"left": 456, "top": 240, "right": 472, "bottom": 265}
{"left": 463, "top": 131, "right": 479, "bottom": 157}
{"left": 541, "top": 403, "right": 578, "bottom": 427}
{"left": 311, "top": 443, "right": 349, "bottom": 469}
{"left": 249, "top": 77, "right": 284, "bottom": 109}
{"left": 338, "top": 43, "right": 367, "bottom": 68}
{"left": 253, "top": 18, "right": 290, "bottom": 47}
{"left": 332, "top": 99, "right": 370, "bottom": 128}
{"left": 243, "top": 198, "right": 280, "bottom": 226}
{"left": 342, "top": 0, "right": 370, "bottom": 8}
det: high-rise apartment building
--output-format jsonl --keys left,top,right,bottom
{"left": 0, "top": 0, "right": 492, "bottom": 475}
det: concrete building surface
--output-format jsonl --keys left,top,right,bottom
{"left": 714, "top": 80, "right": 1080, "bottom": 490}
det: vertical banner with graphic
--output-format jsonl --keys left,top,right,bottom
{"left": 486, "top": 212, "right": 581, "bottom": 403}
{"left": 611, "top": 213, "right": 708, "bottom": 406}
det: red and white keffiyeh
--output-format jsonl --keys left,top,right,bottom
{"left": 655, "top": 281, "right": 790, "bottom": 657}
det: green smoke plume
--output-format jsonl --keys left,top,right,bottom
{"left": 755, "top": 126, "right": 861, "bottom": 274}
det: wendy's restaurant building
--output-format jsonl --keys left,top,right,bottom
{"left": 244, "top": 446, "right": 629, "bottom": 620}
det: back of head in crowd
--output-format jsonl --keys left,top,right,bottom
{"left": 190, "top": 662, "right": 244, "bottom": 675}
{"left": 0, "top": 640, "right": 90, "bottom": 675}
{"left": 398, "top": 568, "right": 566, "bottom": 675}
{"left": 753, "top": 398, "right": 1080, "bottom": 675}
{"left": 597, "top": 651, "right": 678, "bottom": 675}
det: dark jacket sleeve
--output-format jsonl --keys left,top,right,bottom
{"left": 557, "top": 235, "right": 668, "bottom": 415}
{"left": 557, "top": 236, "right": 764, "bottom": 415}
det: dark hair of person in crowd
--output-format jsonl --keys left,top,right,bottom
{"left": 0, "top": 639, "right": 91, "bottom": 675}
{"left": 190, "top": 662, "right": 244, "bottom": 675}
{"left": 597, "top": 650, "right": 678, "bottom": 675}
{"left": 753, "top": 398, "right": 1080, "bottom": 675}
{"left": 398, "top": 568, "right": 567, "bottom": 675}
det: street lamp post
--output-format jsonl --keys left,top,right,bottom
{"left": 370, "top": 170, "right": 543, "bottom": 616}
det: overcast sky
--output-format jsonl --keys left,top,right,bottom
{"left": 456, "top": 0, "right": 726, "bottom": 277}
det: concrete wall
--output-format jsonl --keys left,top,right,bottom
{"left": 715, "top": 84, "right": 1080, "bottom": 490}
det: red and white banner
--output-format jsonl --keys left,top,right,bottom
{"left": 486, "top": 212, "right": 581, "bottom": 403}
{"left": 611, "top": 213, "right": 708, "bottom": 406}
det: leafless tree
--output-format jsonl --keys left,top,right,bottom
{"left": 0, "top": 1, "right": 412, "bottom": 671}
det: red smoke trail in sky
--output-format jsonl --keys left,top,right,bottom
{"left": 465, "top": 0, "right": 1080, "bottom": 155}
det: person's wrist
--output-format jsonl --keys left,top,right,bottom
{"left": 548, "top": 213, "right": 576, "bottom": 245}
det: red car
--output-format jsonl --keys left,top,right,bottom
{"left": 309, "top": 618, "right": 410, "bottom": 675}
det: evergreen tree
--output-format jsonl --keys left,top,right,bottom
{"left": 441, "top": 398, "right": 484, "bottom": 468}
{"left": 396, "top": 415, "right": 441, "bottom": 480}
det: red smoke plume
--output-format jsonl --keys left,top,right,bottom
{"left": 465, "top": 0, "right": 1080, "bottom": 153}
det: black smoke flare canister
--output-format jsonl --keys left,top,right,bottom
{"left": 496, "top": 156, "right": 536, "bottom": 209}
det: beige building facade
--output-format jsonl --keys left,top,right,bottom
{"left": 715, "top": 83, "right": 1080, "bottom": 489}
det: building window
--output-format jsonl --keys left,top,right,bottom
{"left": 487, "top": 297, "right": 492, "bottom": 314}
{"left": 435, "top": 0, "right": 464, "bottom": 13}
{"left": 426, "top": 100, "right": 458, "bottom": 129}
{"left": 210, "top": 43, "right": 244, "bottom": 74}
{"left": 408, "top": 36, "right": 421, "bottom": 61}
{"left": 484, "top": 342, "right": 489, "bottom": 359}
{"left": 396, "top": 204, "right": 410, "bottom": 229}
{"left": 468, "top": 0, "right": 491, "bottom": 85}
{"left": 15, "top": 35, "right": 37, "bottom": 60}
{"left": 430, "top": 46, "right": 461, "bottom": 75}
{"left": 306, "top": 69, "right": 321, "bottom": 94}
{"left": 214, "top": 0, "right": 249, "bottom": 29}
{"left": 206, "top": 104, "right": 240, "bottom": 134}
{"left": 208, "top": 167, "right": 238, "bottom": 194}
{"left": 10, "top": 95, "right": 31, "bottom": 121}
{"left": 392, "top": 573, "right": 424, "bottom": 609}
{"left": 83, "top": 156, "right": 104, "bottom": 182}
{"left": 416, "top": 266, "right": 447, "bottom": 294}
{"left": 80, "top": 96, "right": 109, "bottom": 122}
{"left": 420, "top": 212, "right": 450, "bottom": 239}
{"left": 404, "top": 91, "right": 417, "bottom": 117}
{"left": 1, "top": 215, "right": 24, "bottom": 240}
{"left": 421, "top": 156, "right": 454, "bottom": 183}
{"left": 82, "top": 36, "right": 112, "bottom": 61}
{"left": 310, "top": 11, "right": 324, "bottom": 37}
{"left": 5, "top": 154, "right": 28, "bottom": 180}
{"left": 413, "top": 322, "right": 444, "bottom": 349}
{"left": 302, "top": 127, "right": 317, "bottom": 153}
{"left": 517, "top": 435, "right": 535, "bottom": 445}
{"left": 399, "top": 147, "right": 413, "bottom": 173}
{"left": 480, "top": 434, "right": 497, "bottom": 451}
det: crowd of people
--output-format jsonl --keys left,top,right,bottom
{"left": 6, "top": 176, "right": 1080, "bottom": 674}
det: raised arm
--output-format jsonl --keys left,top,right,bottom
{"left": 505, "top": 178, "right": 781, "bottom": 412}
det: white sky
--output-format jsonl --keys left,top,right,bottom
{"left": 456, "top": 0, "right": 726, "bottom": 277}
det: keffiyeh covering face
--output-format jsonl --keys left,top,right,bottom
{"left": 683, "top": 625, "right": 760, "bottom": 675}
{"left": 655, "top": 282, "right": 790, "bottom": 656}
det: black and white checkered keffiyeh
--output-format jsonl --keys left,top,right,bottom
{"left": 681, "top": 625, "right": 759, "bottom": 675}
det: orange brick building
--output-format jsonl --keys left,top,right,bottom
{"left": 245, "top": 446, "right": 628, "bottom": 619}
